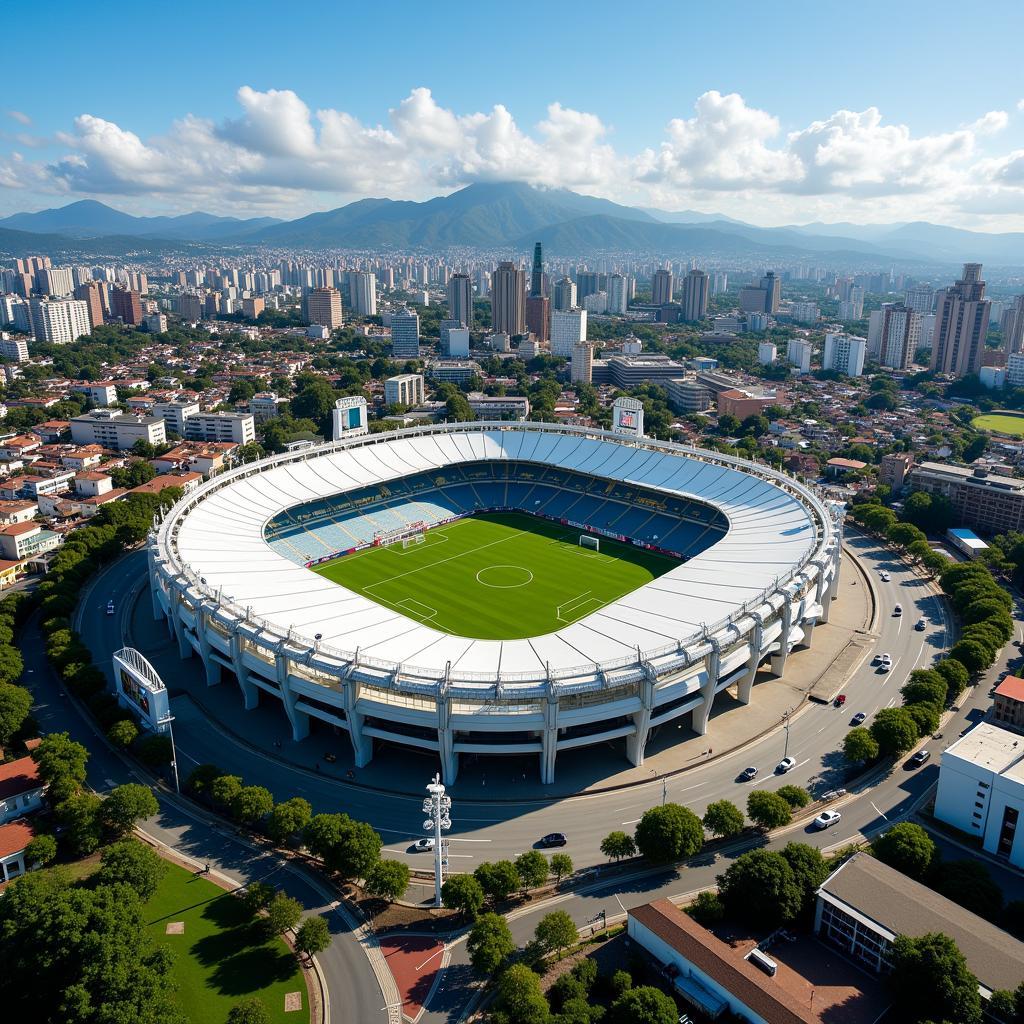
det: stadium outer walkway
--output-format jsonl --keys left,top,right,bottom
{"left": 116, "top": 542, "right": 872, "bottom": 802}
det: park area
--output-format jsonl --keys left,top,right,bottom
{"left": 145, "top": 861, "right": 309, "bottom": 1024}
{"left": 313, "top": 511, "right": 677, "bottom": 639}
{"left": 972, "top": 411, "right": 1024, "bottom": 436}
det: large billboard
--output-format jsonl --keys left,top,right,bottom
{"left": 112, "top": 648, "right": 171, "bottom": 733}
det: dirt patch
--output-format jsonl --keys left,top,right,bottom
{"left": 345, "top": 885, "right": 462, "bottom": 934}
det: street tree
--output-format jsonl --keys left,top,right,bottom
{"left": 493, "top": 964, "right": 551, "bottom": 1024}
{"left": 106, "top": 719, "right": 139, "bottom": 749}
{"left": 32, "top": 731, "right": 89, "bottom": 789}
{"left": 267, "top": 797, "right": 312, "bottom": 846}
{"left": 843, "top": 727, "right": 880, "bottom": 763}
{"left": 474, "top": 860, "right": 520, "bottom": 903}
{"left": 776, "top": 785, "right": 811, "bottom": 810}
{"left": 702, "top": 799, "right": 744, "bottom": 839}
{"left": 746, "top": 790, "right": 792, "bottom": 830}
{"left": 242, "top": 882, "right": 276, "bottom": 916}
{"left": 230, "top": 785, "right": 274, "bottom": 825}
{"left": 514, "top": 850, "right": 549, "bottom": 892}
{"left": 872, "top": 823, "right": 936, "bottom": 880}
{"left": 364, "top": 859, "right": 410, "bottom": 903}
{"left": 209, "top": 773, "right": 243, "bottom": 810}
{"left": 717, "top": 849, "right": 802, "bottom": 928}
{"left": 0, "top": 683, "right": 32, "bottom": 746}
{"left": 294, "top": 916, "right": 331, "bottom": 960}
{"left": 467, "top": 912, "right": 515, "bottom": 976}
{"left": 550, "top": 853, "right": 573, "bottom": 882}
{"left": 98, "top": 783, "right": 158, "bottom": 839}
{"left": 600, "top": 830, "right": 637, "bottom": 861}
{"left": 265, "top": 894, "right": 303, "bottom": 936}
{"left": 634, "top": 803, "right": 704, "bottom": 863}
{"left": 440, "top": 874, "right": 485, "bottom": 918}
{"left": 870, "top": 707, "right": 920, "bottom": 757}
{"left": 97, "top": 840, "right": 167, "bottom": 901}
{"left": 535, "top": 910, "right": 578, "bottom": 957}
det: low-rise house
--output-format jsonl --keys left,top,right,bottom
{"left": 0, "top": 756, "right": 46, "bottom": 824}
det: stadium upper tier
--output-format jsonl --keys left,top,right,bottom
{"left": 150, "top": 422, "right": 843, "bottom": 783}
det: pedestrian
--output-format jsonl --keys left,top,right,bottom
{"left": 204, "top": 863, "right": 210, "bottom": 874}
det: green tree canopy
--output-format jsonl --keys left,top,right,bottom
{"left": 515, "top": 849, "right": 549, "bottom": 892}
{"left": 870, "top": 707, "right": 920, "bottom": 756}
{"left": 0, "top": 683, "right": 32, "bottom": 746}
{"left": 97, "top": 839, "right": 167, "bottom": 901}
{"left": 844, "top": 726, "right": 880, "bottom": 763}
{"left": 872, "top": 823, "right": 936, "bottom": 881}
{"left": 746, "top": 790, "right": 793, "bottom": 830}
{"left": 534, "top": 910, "right": 578, "bottom": 956}
{"left": 467, "top": 912, "right": 515, "bottom": 976}
{"left": 717, "top": 849, "right": 803, "bottom": 928}
{"left": 702, "top": 799, "right": 745, "bottom": 839}
{"left": 440, "top": 873, "right": 484, "bottom": 918}
{"left": 98, "top": 783, "right": 158, "bottom": 839}
{"left": 606, "top": 985, "right": 678, "bottom": 1024}
{"left": 294, "top": 915, "right": 331, "bottom": 959}
{"left": 265, "top": 893, "right": 303, "bottom": 936}
{"left": 634, "top": 803, "right": 704, "bottom": 863}
{"left": 493, "top": 964, "right": 550, "bottom": 1024}
{"left": 267, "top": 797, "right": 312, "bottom": 846}
{"left": 889, "top": 932, "right": 982, "bottom": 1024}
{"left": 474, "top": 860, "right": 521, "bottom": 903}
{"left": 230, "top": 785, "right": 274, "bottom": 825}
{"left": 32, "top": 731, "right": 89, "bottom": 789}
{"left": 226, "top": 997, "right": 272, "bottom": 1024}
{"left": 364, "top": 859, "right": 411, "bottom": 903}
{"left": 600, "top": 830, "right": 637, "bottom": 861}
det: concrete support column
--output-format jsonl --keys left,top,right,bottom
{"left": 627, "top": 671, "right": 656, "bottom": 767}
{"left": 230, "top": 633, "right": 259, "bottom": 710}
{"left": 737, "top": 618, "right": 763, "bottom": 705}
{"left": 771, "top": 599, "right": 793, "bottom": 676}
{"left": 149, "top": 553, "right": 165, "bottom": 623}
{"left": 801, "top": 615, "right": 816, "bottom": 648}
{"left": 343, "top": 676, "right": 372, "bottom": 768}
{"left": 692, "top": 643, "right": 720, "bottom": 736}
{"left": 276, "top": 652, "right": 310, "bottom": 742}
{"left": 540, "top": 685, "right": 558, "bottom": 785}
{"left": 437, "top": 690, "right": 457, "bottom": 784}
{"left": 171, "top": 593, "right": 192, "bottom": 660}
{"left": 196, "top": 609, "right": 222, "bottom": 686}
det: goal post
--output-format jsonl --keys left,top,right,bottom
{"left": 579, "top": 534, "right": 600, "bottom": 552}
{"left": 402, "top": 533, "right": 426, "bottom": 549}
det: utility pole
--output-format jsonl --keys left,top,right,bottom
{"left": 423, "top": 774, "right": 451, "bottom": 907}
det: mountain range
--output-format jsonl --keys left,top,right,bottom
{"left": 1, "top": 183, "right": 1022, "bottom": 267}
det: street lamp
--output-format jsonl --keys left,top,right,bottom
{"left": 157, "top": 713, "right": 180, "bottom": 794}
{"left": 650, "top": 768, "right": 667, "bottom": 806}
{"left": 782, "top": 708, "right": 793, "bottom": 760}
{"left": 423, "top": 773, "right": 451, "bottom": 907}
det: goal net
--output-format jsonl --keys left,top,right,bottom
{"left": 579, "top": 535, "right": 600, "bottom": 551}
{"left": 375, "top": 521, "right": 427, "bottom": 548}
{"left": 402, "top": 533, "right": 426, "bottom": 549}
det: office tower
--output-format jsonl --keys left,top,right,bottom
{"left": 110, "top": 287, "right": 143, "bottom": 326}
{"left": 822, "top": 333, "right": 867, "bottom": 377}
{"left": 576, "top": 271, "right": 601, "bottom": 303}
{"left": 711, "top": 271, "right": 728, "bottom": 296}
{"left": 878, "top": 303, "right": 921, "bottom": 370}
{"left": 530, "top": 242, "right": 547, "bottom": 298}
{"left": 930, "top": 263, "right": 991, "bottom": 377}
{"left": 306, "top": 286, "right": 344, "bottom": 330}
{"left": 348, "top": 272, "right": 377, "bottom": 316}
{"left": 445, "top": 327, "right": 470, "bottom": 358}
{"left": 551, "top": 308, "right": 587, "bottom": 357}
{"left": 447, "top": 273, "right": 473, "bottom": 331}
{"left": 606, "top": 274, "right": 628, "bottom": 315}
{"left": 525, "top": 295, "right": 550, "bottom": 345}
{"left": 1002, "top": 295, "right": 1024, "bottom": 354}
{"left": 553, "top": 276, "right": 576, "bottom": 311}
{"left": 491, "top": 261, "right": 526, "bottom": 336}
{"left": 759, "top": 271, "right": 781, "bottom": 313}
{"left": 652, "top": 268, "right": 674, "bottom": 306}
{"left": 390, "top": 306, "right": 420, "bottom": 359}
{"left": 904, "top": 286, "right": 935, "bottom": 314}
{"left": 680, "top": 269, "right": 709, "bottom": 322}
{"left": 73, "top": 281, "right": 105, "bottom": 329}
{"left": 571, "top": 342, "right": 594, "bottom": 384}
{"left": 29, "top": 297, "right": 92, "bottom": 344}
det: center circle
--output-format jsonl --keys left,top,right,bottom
{"left": 475, "top": 565, "right": 534, "bottom": 589}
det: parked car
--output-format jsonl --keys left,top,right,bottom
{"left": 851, "top": 712, "right": 867, "bottom": 726}
{"left": 740, "top": 766, "right": 758, "bottom": 781}
{"left": 910, "top": 750, "right": 931, "bottom": 767}
{"left": 776, "top": 757, "right": 796, "bottom": 774}
{"left": 814, "top": 810, "right": 842, "bottom": 830}
{"left": 413, "top": 837, "right": 435, "bottom": 852}
{"left": 540, "top": 832, "right": 567, "bottom": 847}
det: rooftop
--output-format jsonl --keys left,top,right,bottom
{"left": 995, "top": 675, "right": 1024, "bottom": 704}
{"left": 0, "top": 756, "right": 43, "bottom": 801}
{"left": 819, "top": 852, "right": 1024, "bottom": 993}
{"left": 943, "top": 720, "right": 1024, "bottom": 775}
{"left": 0, "top": 819, "right": 35, "bottom": 860}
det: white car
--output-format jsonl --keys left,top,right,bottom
{"left": 413, "top": 837, "right": 435, "bottom": 852}
{"left": 880, "top": 571, "right": 891, "bottom": 582}
{"left": 776, "top": 757, "right": 796, "bottom": 773}
{"left": 814, "top": 810, "right": 842, "bottom": 830}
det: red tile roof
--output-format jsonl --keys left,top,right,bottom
{"left": 996, "top": 675, "right": 1024, "bottom": 703}
{"left": 0, "top": 819, "right": 35, "bottom": 859}
{"left": 0, "top": 756, "right": 43, "bottom": 801}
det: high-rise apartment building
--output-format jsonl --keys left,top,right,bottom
{"left": 37, "top": 266, "right": 74, "bottom": 297}
{"left": 904, "top": 286, "right": 935, "bottom": 315}
{"left": 576, "top": 271, "right": 601, "bottom": 303}
{"left": 447, "top": 273, "right": 473, "bottom": 331}
{"left": 491, "top": 261, "right": 526, "bottom": 336}
{"left": 652, "top": 268, "right": 674, "bottom": 306}
{"left": 879, "top": 303, "right": 921, "bottom": 370}
{"left": 552, "top": 276, "right": 576, "bottom": 311}
{"left": 606, "top": 274, "right": 628, "bottom": 315}
{"left": 347, "top": 272, "right": 377, "bottom": 316}
{"left": 111, "top": 287, "right": 143, "bottom": 326}
{"left": 73, "top": 281, "right": 105, "bottom": 329}
{"left": 550, "top": 308, "right": 587, "bottom": 358}
{"left": 930, "top": 263, "right": 991, "bottom": 378}
{"left": 822, "top": 332, "right": 866, "bottom": 377}
{"left": 525, "top": 295, "right": 550, "bottom": 345}
{"left": 1002, "top": 295, "right": 1024, "bottom": 355}
{"left": 306, "top": 286, "right": 344, "bottom": 330}
{"left": 571, "top": 342, "right": 594, "bottom": 384}
{"left": 680, "top": 269, "right": 709, "bottom": 322}
{"left": 390, "top": 306, "right": 420, "bottom": 359}
{"left": 29, "top": 297, "right": 92, "bottom": 345}
{"left": 384, "top": 374, "right": 425, "bottom": 407}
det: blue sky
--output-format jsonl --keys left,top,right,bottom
{"left": 4, "top": 0, "right": 1024, "bottom": 228}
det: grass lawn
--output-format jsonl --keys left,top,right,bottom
{"left": 145, "top": 861, "right": 308, "bottom": 1024}
{"left": 973, "top": 412, "right": 1024, "bottom": 436}
{"left": 312, "top": 511, "right": 678, "bottom": 640}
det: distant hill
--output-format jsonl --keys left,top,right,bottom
{"left": 0, "top": 199, "right": 281, "bottom": 241}
{"left": 0, "top": 225, "right": 207, "bottom": 258}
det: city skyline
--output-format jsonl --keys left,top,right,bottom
{"left": 4, "top": 0, "right": 1024, "bottom": 230}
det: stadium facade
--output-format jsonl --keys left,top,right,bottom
{"left": 149, "top": 422, "right": 842, "bottom": 783}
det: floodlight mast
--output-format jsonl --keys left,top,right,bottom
{"left": 423, "top": 773, "right": 451, "bottom": 907}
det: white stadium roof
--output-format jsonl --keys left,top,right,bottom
{"left": 163, "top": 424, "right": 826, "bottom": 680}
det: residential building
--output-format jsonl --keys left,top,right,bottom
{"left": 129, "top": 472, "right": 202, "bottom": 497}
{"left": 605, "top": 273, "right": 628, "bottom": 315}
{"left": 0, "top": 755, "right": 46, "bottom": 824}
{"left": 183, "top": 412, "right": 256, "bottom": 445}
{"left": 1009, "top": 352, "right": 1024, "bottom": 388}
{"left": 718, "top": 386, "right": 785, "bottom": 420}
{"left": 444, "top": 326, "right": 470, "bottom": 358}
{"left": 552, "top": 276, "right": 576, "bottom": 311}
{"left": 30, "top": 297, "right": 91, "bottom": 344}
{"left": 786, "top": 338, "right": 812, "bottom": 373}
{"left": 73, "top": 281, "right": 105, "bottom": 328}
{"left": 491, "top": 261, "right": 526, "bottom": 336}
{"left": 0, "top": 521, "right": 61, "bottom": 560}
{"left": 37, "top": 265, "right": 74, "bottom": 296}
{"left": 525, "top": 295, "right": 550, "bottom": 344}
{"left": 815, "top": 851, "right": 1024, "bottom": 999}
{"left": 904, "top": 285, "right": 935, "bottom": 314}
{"left": 0, "top": 819, "right": 38, "bottom": 882}
{"left": 391, "top": 306, "right": 420, "bottom": 359}
{"left": 739, "top": 285, "right": 769, "bottom": 314}
{"left": 822, "top": 333, "right": 866, "bottom": 376}
{"left": 111, "top": 287, "right": 143, "bottom": 326}
{"left": 73, "top": 381, "right": 118, "bottom": 406}
{"left": 529, "top": 242, "right": 547, "bottom": 298}
{"left": 747, "top": 311, "right": 770, "bottom": 331}
{"left": 153, "top": 400, "right": 201, "bottom": 437}
{"left": 582, "top": 290, "right": 607, "bottom": 315}
{"left": 248, "top": 392, "right": 285, "bottom": 423}
{"left": 0, "top": 337, "right": 29, "bottom": 362}
{"left": 70, "top": 408, "right": 166, "bottom": 450}
{"left": 760, "top": 272, "right": 781, "bottom": 313}
{"left": 931, "top": 263, "right": 991, "bottom": 377}
{"left": 993, "top": 675, "right": 1024, "bottom": 731}
{"left": 651, "top": 268, "right": 674, "bottom": 306}
{"left": 1002, "top": 295, "right": 1024, "bottom": 354}
{"left": 347, "top": 272, "right": 377, "bottom": 316}
{"left": 679, "top": 269, "right": 709, "bottom": 321}
{"left": 788, "top": 301, "right": 819, "bottom": 324}
{"left": 241, "top": 296, "right": 264, "bottom": 319}
{"left": 306, "top": 286, "right": 344, "bottom": 330}
{"left": 144, "top": 312, "right": 167, "bottom": 333}
{"left": 878, "top": 303, "right": 921, "bottom": 370}
{"left": 628, "top": 900, "right": 816, "bottom": 1024}
{"left": 907, "top": 461, "right": 1024, "bottom": 533}
{"left": 550, "top": 308, "right": 587, "bottom": 358}
{"left": 879, "top": 452, "right": 913, "bottom": 491}
{"left": 757, "top": 341, "right": 776, "bottom": 365}
{"left": 446, "top": 273, "right": 472, "bottom": 330}
{"left": 384, "top": 374, "right": 425, "bottom": 407}
{"left": 570, "top": 342, "right": 594, "bottom": 384}
{"left": 666, "top": 377, "right": 712, "bottom": 412}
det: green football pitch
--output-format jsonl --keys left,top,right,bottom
{"left": 312, "top": 511, "right": 679, "bottom": 640}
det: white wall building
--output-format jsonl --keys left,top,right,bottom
{"left": 384, "top": 373, "right": 425, "bottom": 407}
{"left": 183, "top": 412, "right": 256, "bottom": 445}
{"left": 30, "top": 297, "right": 91, "bottom": 345}
{"left": 347, "top": 272, "right": 377, "bottom": 316}
{"left": 390, "top": 306, "right": 420, "bottom": 359}
{"left": 550, "top": 308, "right": 587, "bottom": 357}
{"left": 70, "top": 408, "right": 166, "bottom": 450}
{"left": 786, "top": 338, "right": 812, "bottom": 374}
{"left": 822, "top": 332, "right": 866, "bottom": 377}
{"left": 605, "top": 274, "right": 628, "bottom": 314}
{"left": 445, "top": 327, "right": 470, "bottom": 358}
{"left": 1007, "top": 352, "right": 1024, "bottom": 388}
{"left": 153, "top": 400, "right": 201, "bottom": 437}
{"left": 757, "top": 341, "right": 776, "bottom": 366}
{"left": 0, "top": 337, "right": 29, "bottom": 362}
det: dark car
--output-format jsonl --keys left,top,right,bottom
{"left": 851, "top": 712, "right": 867, "bottom": 726}
{"left": 910, "top": 750, "right": 931, "bottom": 767}
{"left": 540, "top": 832, "right": 567, "bottom": 847}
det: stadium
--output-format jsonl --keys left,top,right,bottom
{"left": 149, "top": 421, "right": 843, "bottom": 783}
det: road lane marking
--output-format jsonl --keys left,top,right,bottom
{"left": 870, "top": 802, "right": 888, "bottom": 820}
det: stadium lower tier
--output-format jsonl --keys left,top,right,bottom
{"left": 264, "top": 460, "right": 729, "bottom": 566}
